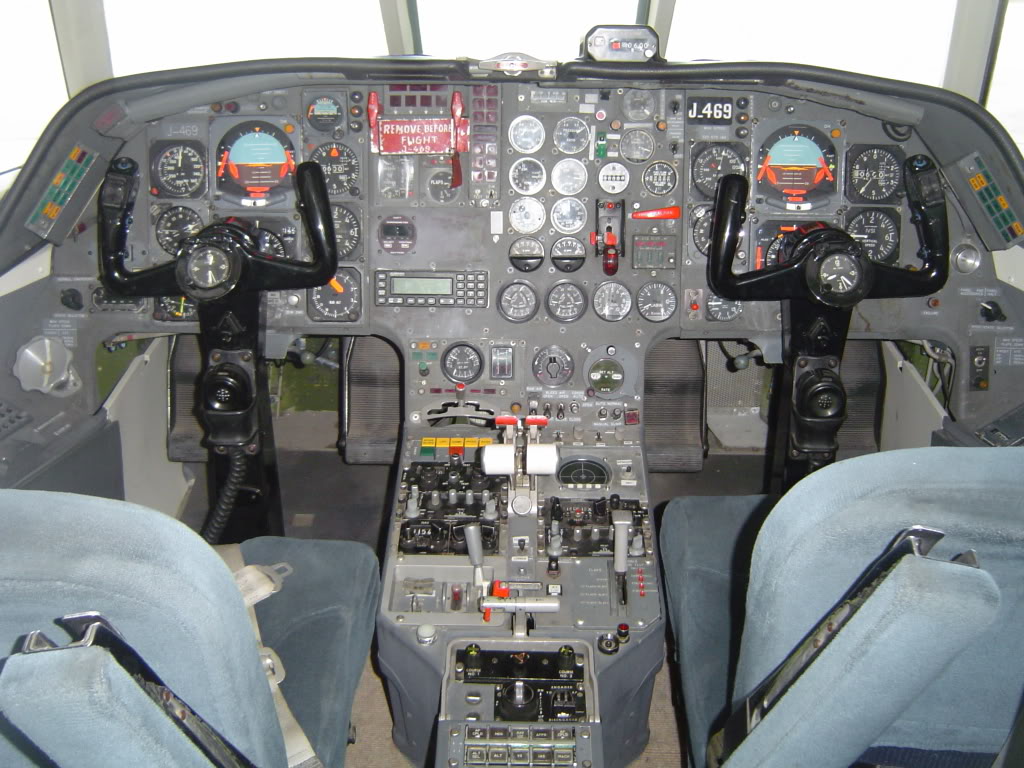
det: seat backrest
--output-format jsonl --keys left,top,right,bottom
{"left": 733, "top": 447, "right": 1024, "bottom": 761}
{"left": 0, "top": 489, "right": 287, "bottom": 767}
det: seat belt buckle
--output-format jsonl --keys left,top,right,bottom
{"left": 233, "top": 562, "right": 293, "bottom": 607}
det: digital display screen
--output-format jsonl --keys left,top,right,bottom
{"left": 391, "top": 277, "right": 453, "bottom": 295}
{"left": 382, "top": 223, "right": 412, "bottom": 238}
{"left": 686, "top": 98, "right": 734, "bottom": 125}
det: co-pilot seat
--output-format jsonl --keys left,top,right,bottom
{"left": 0, "top": 490, "right": 380, "bottom": 768}
{"left": 660, "top": 447, "right": 1024, "bottom": 768}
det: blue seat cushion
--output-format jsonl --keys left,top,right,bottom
{"left": 659, "top": 494, "right": 777, "bottom": 766}
{"left": 241, "top": 537, "right": 380, "bottom": 768}
{"left": 0, "top": 490, "right": 286, "bottom": 767}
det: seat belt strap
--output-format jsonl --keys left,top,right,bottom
{"left": 216, "top": 545, "right": 324, "bottom": 768}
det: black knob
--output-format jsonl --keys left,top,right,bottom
{"left": 60, "top": 289, "right": 84, "bottom": 311}
{"left": 980, "top": 301, "right": 1007, "bottom": 323}
{"left": 202, "top": 364, "right": 252, "bottom": 412}
{"left": 498, "top": 680, "right": 540, "bottom": 721}
{"left": 558, "top": 645, "right": 575, "bottom": 671}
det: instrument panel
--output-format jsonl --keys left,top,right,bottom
{"left": 126, "top": 84, "right": 932, "bottom": 337}
{"left": 19, "top": 66, "right": 1016, "bottom": 439}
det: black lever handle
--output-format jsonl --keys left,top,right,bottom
{"left": 243, "top": 161, "right": 339, "bottom": 290}
{"left": 99, "top": 159, "right": 339, "bottom": 298}
{"left": 98, "top": 157, "right": 178, "bottom": 296}
{"left": 707, "top": 174, "right": 804, "bottom": 300}
{"left": 867, "top": 154, "right": 950, "bottom": 298}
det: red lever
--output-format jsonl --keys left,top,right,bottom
{"left": 631, "top": 206, "right": 682, "bottom": 220}
{"left": 495, "top": 415, "right": 519, "bottom": 426}
{"left": 492, "top": 581, "right": 511, "bottom": 598}
{"left": 524, "top": 415, "right": 548, "bottom": 427}
{"left": 367, "top": 91, "right": 380, "bottom": 152}
{"left": 450, "top": 91, "right": 464, "bottom": 189}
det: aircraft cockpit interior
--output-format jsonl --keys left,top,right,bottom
{"left": 2, "top": 2, "right": 1024, "bottom": 767}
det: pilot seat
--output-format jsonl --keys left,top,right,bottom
{"left": 660, "top": 446, "right": 1024, "bottom": 768}
{"left": 0, "top": 489, "right": 379, "bottom": 768}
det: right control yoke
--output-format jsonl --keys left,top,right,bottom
{"left": 707, "top": 155, "right": 950, "bottom": 489}
{"left": 708, "top": 155, "right": 949, "bottom": 303}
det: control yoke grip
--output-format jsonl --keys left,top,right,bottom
{"left": 98, "top": 157, "right": 178, "bottom": 296}
{"left": 867, "top": 154, "right": 950, "bottom": 298}
{"left": 706, "top": 174, "right": 805, "bottom": 301}
{"left": 240, "top": 161, "right": 339, "bottom": 290}
{"left": 99, "top": 159, "right": 339, "bottom": 298}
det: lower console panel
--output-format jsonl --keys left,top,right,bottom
{"left": 377, "top": 421, "right": 664, "bottom": 767}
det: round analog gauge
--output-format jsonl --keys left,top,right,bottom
{"left": 706, "top": 295, "right": 742, "bottom": 321}
{"left": 508, "top": 115, "right": 545, "bottom": 154}
{"left": 551, "top": 158, "right": 588, "bottom": 196}
{"left": 509, "top": 157, "right": 547, "bottom": 195}
{"left": 378, "top": 157, "right": 415, "bottom": 200}
{"left": 593, "top": 281, "right": 632, "bottom": 321}
{"left": 849, "top": 147, "right": 902, "bottom": 202}
{"left": 509, "top": 237, "right": 545, "bottom": 272}
{"left": 442, "top": 344, "right": 484, "bottom": 384}
{"left": 254, "top": 228, "right": 287, "bottom": 258}
{"left": 623, "top": 89, "right": 656, "bottom": 122}
{"left": 309, "top": 142, "right": 359, "bottom": 196}
{"left": 186, "top": 246, "right": 232, "bottom": 289}
{"left": 546, "top": 282, "right": 587, "bottom": 322}
{"left": 691, "top": 205, "right": 713, "bottom": 256}
{"left": 216, "top": 121, "right": 295, "bottom": 202}
{"left": 637, "top": 281, "right": 678, "bottom": 322}
{"left": 620, "top": 129, "right": 655, "bottom": 164}
{"left": 427, "top": 171, "right": 459, "bottom": 203}
{"left": 308, "top": 268, "right": 361, "bottom": 322}
{"left": 557, "top": 458, "right": 610, "bottom": 486}
{"left": 509, "top": 197, "right": 546, "bottom": 234}
{"left": 551, "top": 197, "right": 587, "bottom": 234}
{"left": 154, "top": 144, "right": 206, "bottom": 197}
{"left": 553, "top": 116, "right": 590, "bottom": 154}
{"left": 756, "top": 223, "right": 793, "bottom": 269}
{"left": 155, "top": 206, "right": 203, "bottom": 255}
{"left": 533, "top": 346, "right": 574, "bottom": 387}
{"left": 497, "top": 282, "right": 539, "bottom": 323}
{"left": 331, "top": 204, "right": 361, "bottom": 260}
{"left": 155, "top": 295, "right": 198, "bottom": 322}
{"left": 757, "top": 125, "right": 837, "bottom": 206}
{"left": 598, "top": 162, "right": 630, "bottom": 194}
{"left": 693, "top": 144, "right": 747, "bottom": 198}
{"left": 306, "top": 96, "right": 343, "bottom": 132}
{"left": 642, "top": 162, "right": 677, "bottom": 195}
{"left": 551, "top": 237, "right": 586, "bottom": 272}
{"left": 588, "top": 359, "right": 625, "bottom": 394}
{"left": 817, "top": 253, "right": 862, "bottom": 295}
{"left": 847, "top": 209, "right": 899, "bottom": 263}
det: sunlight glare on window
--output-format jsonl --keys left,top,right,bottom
{"left": 986, "top": 0, "right": 1024, "bottom": 152}
{"left": 0, "top": 3, "right": 66, "bottom": 196}
{"left": 104, "top": 0, "right": 389, "bottom": 76}
{"left": 666, "top": 0, "right": 957, "bottom": 87}
{"left": 418, "top": 0, "right": 635, "bottom": 61}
